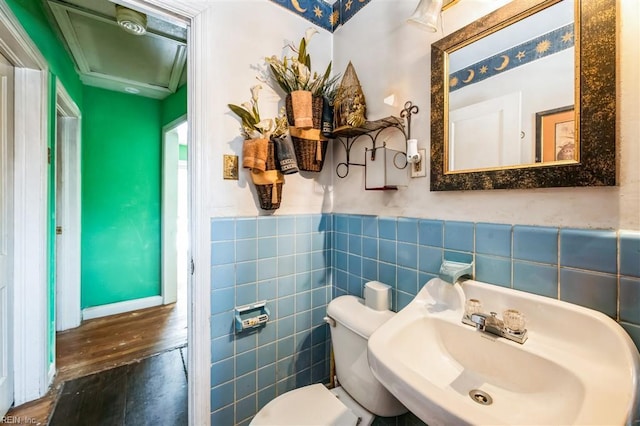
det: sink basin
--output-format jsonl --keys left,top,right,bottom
{"left": 368, "top": 278, "right": 640, "bottom": 425}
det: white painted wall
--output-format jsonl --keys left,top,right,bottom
{"left": 331, "top": 0, "right": 640, "bottom": 230}
{"left": 206, "top": 1, "right": 334, "bottom": 217}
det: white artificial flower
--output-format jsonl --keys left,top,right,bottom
{"left": 250, "top": 84, "right": 263, "bottom": 102}
{"left": 304, "top": 28, "right": 318, "bottom": 44}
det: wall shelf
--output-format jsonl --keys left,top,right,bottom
{"left": 333, "top": 116, "right": 407, "bottom": 178}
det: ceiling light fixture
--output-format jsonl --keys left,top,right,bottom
{"left": 407, "top": 0, "right": 444, "bottom": 32}
{"left": 116, "top": 5, "right": 147, "bottom": 35}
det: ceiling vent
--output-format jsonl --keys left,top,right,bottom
{"left": 116, "top": 5, "right": 147, "bottom": 35}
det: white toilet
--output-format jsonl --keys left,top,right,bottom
{"left": 251, "top": 282, "right": 407, "bottom": 425}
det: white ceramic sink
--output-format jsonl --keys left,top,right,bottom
{"left": 368, "top": 278, "right": 640, "bottom": 425}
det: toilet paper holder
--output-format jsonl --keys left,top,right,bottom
{"left": 234, "top": 300, "right": 270, "bottom": 333}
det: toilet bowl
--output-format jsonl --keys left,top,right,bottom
{"left": 251, "top": 282, "right": 407, "bottom": 425}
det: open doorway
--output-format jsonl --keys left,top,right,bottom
{"left": 162, "top": 117, "right": 189, "bottom": 308}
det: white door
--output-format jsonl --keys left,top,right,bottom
{"left": 449, "top": 92, "right": 522, "bottom": 171}
{"left": 0, "top": 52, "right": 15, "bottom": 417}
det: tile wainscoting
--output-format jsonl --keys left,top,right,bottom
{"left": 211, "top": 214, "right": 640, "bottom": 424}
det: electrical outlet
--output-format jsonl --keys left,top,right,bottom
{"left": 223, "top": 154, "right": 239, "bottom": 180}
{"left": 410, "top": 149, "right": 427, "bottom": 178}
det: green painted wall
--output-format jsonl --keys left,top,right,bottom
{"left": 161, "top": 84, "right": 187, "bottom": 126}
{"left": 81, "top": 86, "right": 162, "bottom": 308}
{"left": 4, "top": 0, "right": 82, "bottom": 103}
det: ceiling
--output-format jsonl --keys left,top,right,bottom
{"left": 45, "top": 0, "right": 187, "bottom": 99}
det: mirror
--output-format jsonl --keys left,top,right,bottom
{"left": 430, "top": 0, "right": 616, "bottom": 191}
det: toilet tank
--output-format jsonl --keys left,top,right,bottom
{"left": 326, "top": 296, "right": 407, "bottom": 417}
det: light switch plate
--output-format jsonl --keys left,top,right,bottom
{"left": 410, "top": 149, "right": 427, "bottom": 178}
{"left": 223, "top": 155, "right": 239, "bottom": 180}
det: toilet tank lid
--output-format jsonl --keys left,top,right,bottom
{"left": 327, "top": 295, "right": 395, "bottom": 339}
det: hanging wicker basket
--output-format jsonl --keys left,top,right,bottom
{"left": 251, "top": 140, "right": 284, "bottom": 210}
{"left": 285, "top": 95, "right": 328, "bottom": 172}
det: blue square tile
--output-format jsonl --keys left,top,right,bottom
{"left": 295, "top": 310, "right": 312, "bottom": 332}
{"left": 278, "top": 276, "right": 296, "bottom": 297}
{"left": 211, "top": 311, "right": 234, "bottom": 339}
{"left": 397, "top": 291, "right": 414, "bottom": 311}
{"left": 335, "top": 214, "right": 349, "bottom": 233}
{"left": 335, "top": 251, "right": 348, "bottom": 271}
{"left": 560, "top": 229, "right": 617, "bottom": 274}
{"left": 211, "top": 288, "right": 234, "bottom": 314}
{"left": 348, "top": 215, "right": 363, "bottom": 235}
{"left": 258, "top": 279, "right": 277, "bottom": 300}
{"left": 311, "top": 232, "right": 325, "bottom": 251}
{"left": 278, "top": 336, "right": 295, "bottom": 359}
{"left": 444, "top": 250, "right": 473, "bottom": 264}
{"left": 419, "top": 272, "right": 436, "bottom": 289}
{"left": 475, "top": 223, "right": 512, "bottom": 257}
{"left": 419, "top": 219, "right": 443, "bottom": 247}
{"left": 362, "top": 237, "right": 378, "bottom": 260}
{"left": 379, "top": 263, "right": 396, "bottom": 288}
{"left": 257, "top": 342, "right": 276, "bottom": 368}
{"left": 211, "top": 218, "right": 235, "bottom": 241}
{"left": 236, "top": 349, "right": 257, "bottom": 376}
{"left": 236, "top": 371, "right": 257, "bottom": 399}
{"left": 620, "top": 231, "right": 640, "bottom": 278}
{"left": 348, "top": 254, "right": 362, "bottom": 276}
{"left": 311, "top": 214, "right": 323, "bottom": 232}
{"left": 211, "top": 335, "right": 233, "bottom": 362}
{"left": 236, "top": 283, "right": 257, "bottom": 306}
{"left": 397, "top": 242, "right": 418, "bottom": 269}
{"left": 277, "top": 216, "right": 296, "bottom": 235}
{"left": 296, "top": 291, "right": 312, "bottom": 313}
{"left": 312, "top": 287, "right": 327, "bottom": 308}
{"left": 276, "top": 356, "right": 294, "bottom": 381}
{"left": 397, "top": 267, "right": 418, "bottom": 295}
{"left": 311, "top": 269, "right": 326, "bottom": 289}
{"left": 379, "top": 239, "right": 396, "bottom": 264}
{"left": 444, "top": 221, "right": 474, "bottom": 252}
{"left": 258, "top": 259, "right": 277, "bottom": 281}
{"left": 320, "top": 214, "right": 332, "bottom": 232}
{"left": 258, "top": 322, "right": 277, "bottom": 346}
{"left": 397, "top": 218, "right": 418, "bottom": 244}
{"left": 362, "top": 215, "right": 378, "bottom": 238}
{"left": 335, "top": 232, "right": 348, "bottom": 252}
{"left": 620, "top": 277, "right": 640, "bottom": 324}
{"left": 378, "top": 217, "right": 397, "bottom": 241}
{"left": 258, "top": 363, "right": 276, "bottom": 388}
{"left": 211, "top": 241, "right": 235, "bottom": 265}
{"left": 236, "top": 239, "right": 257, "bottom": 262}
{"left": 277, "top": 316, "right": 295, "bottom": 339}
{"left": 236, "top": 261, "right": 257, "bottom": 285}
{"left": 258, "top": 386, "right": 277, "bottom": 411}
{"left": 236, "top": 218, "right": 257, "bottom": 239}
{"left": 278, "top": 235, "right": 295, "bottom": 256}
{"left": 419, "top": 246, "right": 442, "bottom": 274}
{"left": 348, "top": 235, "right": 362, "bottom": 255}
{"left": 296, "top": 253, "right": 312, "bottom": 273}
{"left": 311, "top": 251, "right": 326, "bottom": 271}
{"left": 236, "top": 394, "right": 257, "bottom": 425}
{"left": 258, "top": 237, "right": 277, "bottom": 259}
{"left": 296, "top": 233, "right": 312, "bottom": 253}
{"left": 257, "top": 217, "right": 277, "bottom": 238}
{"left": 296, "top": 272, "right": 312, "bottom": 293}
{"left": 278, "top": 255, "right": 295, "bottom": 277}
{"left": 513, "top": 261, "right": 558, "bottom": 299}
{"left": 210, "top": 381, "right": 234, "bottom": 411}
{"left": 347, "top": 274, "right": 363, "bottom": 297}
{"left": 513, "top": 225, "right": 558, "bottom": 264}
{"left": 363, "top": 258, "right": 378, "bottom": 282}
{"left": 278, "top": 296, "right": 295, "bottom": 318}
{"left": 211, "top": 357, "right": 234, "bottom": 386}
{"left": 621, "top": 323, "right": 640, "bottom": 353}
{"left": 560, "top": 268, "right": 617, "bottom": 318}
{"left": 476, "top": 255, "right": 511, "bottom": 288}
{"left": 211, "top": 406, "right": 234, "bottom": 426}
{"left": 296, "top": 215, "right": 313, "bottom": 234}
{"left": 236, "top": 332, "right": 257, "bottom": 354}
{"left": 212, "top": 264, "right": 235, "bottom": 290}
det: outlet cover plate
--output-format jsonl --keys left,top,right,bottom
{"left": 410, "top": 149, "right": 427, "bottom": 178}
{"left": 223, "top": 155, "right": 239, "bottom": 180}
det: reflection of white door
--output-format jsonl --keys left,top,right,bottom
{"left": 0, "top": 52, "right": 15, "bottom": 417}
{"left": 449, "top": 92, "right": 521, "bottom": 171}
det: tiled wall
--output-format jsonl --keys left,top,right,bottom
{"left": 210, "top": 215, "right": 332, "bottom": 425}
{"left": 211, "top": 213, "right": 640, "bottom": 425}
{"left": 332, "top": 214, "right": 640, "bottom": 349}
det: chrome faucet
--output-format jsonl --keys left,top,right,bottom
{"left": 463, "top": 309, "right": 528, "bottom": 344}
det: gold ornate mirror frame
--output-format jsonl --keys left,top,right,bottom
{"left": 430, "top": 0, "right": 616, "bottom": 191}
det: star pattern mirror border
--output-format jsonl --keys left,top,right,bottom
{"left": 430, "top": 0, "right": 616, "bottom": 191}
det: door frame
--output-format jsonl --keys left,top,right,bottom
{"left": 110, "top": 1, "right": 211, "bottom": 423}
{"left": 55, "top": 80, "right": 81, "bottom": 331}
{"left": 161, "top": 115, "right": 186, "bottom": 306}
{"left": 0, "top": 3, "right": 50, "bottom": 405}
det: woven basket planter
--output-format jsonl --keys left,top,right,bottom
{"left": 252, "top": 140, "right": 284, "bottom": 210}
{"left": 286, "top": 95, "right": 327, "bottom": 172}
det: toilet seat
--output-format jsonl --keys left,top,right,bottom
{"left": 250, "top": 384, "right": 359, "bottom": 426}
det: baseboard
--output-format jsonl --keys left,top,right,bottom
{"left": 82, "top": 296, "right": 163, "bottom": 320}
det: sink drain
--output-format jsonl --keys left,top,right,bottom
{"left": 469, "top": 389, "right": 493, "bottom": 405}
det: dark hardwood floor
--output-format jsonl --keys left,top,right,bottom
{"left": 3, "top": 300, "right": 187, "bottom": 425}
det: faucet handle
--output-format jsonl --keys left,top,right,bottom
{"left": 503, "top": 309, "right": 526, "bottom": 333}
{"left": 464, "top": 298, "right": 482, "bottom": 318}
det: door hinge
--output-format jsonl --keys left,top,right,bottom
{"left": 190, "top": 258, "right": 195, "bottom": 275}
{"left": 56, "top": 226, "right": 63, "bottom": 235}
{"left": 48, "top": 147, "right": 51, "bottom": 164}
